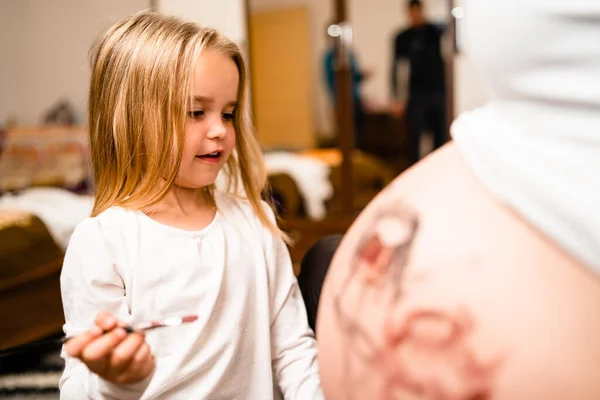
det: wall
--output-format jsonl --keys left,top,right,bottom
{"left": 452, "top": 0, "right": 488, "bottom": 115}
{"left": 0, "top": 1, "right": 19, "bottom": 126}
{"left": 0, "top": 0, "right": 249, "bottom": 128}
{"left": 0, "top": 0, "right": 150, "bottom": 127}
{"left": 156, "top": 0, "right": 247, "bottom": 46}
{"left": 350, "top": 0, "right": 448, "bottom": 104}
{"left": 0, "top": 0, "right": 489, "bottom": 131}
{"left": 454, "top": 54, "right": 488, "bottom": 115}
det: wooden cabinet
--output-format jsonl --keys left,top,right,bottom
{"left": 281, "top": 216, "right": 355, "bottom": 275}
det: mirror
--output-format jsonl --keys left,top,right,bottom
{"left": 247, "top": 0, "right": 454, "bottom": 223}
{"left": 247, "top": 0, "right": 454, "bottom": 169}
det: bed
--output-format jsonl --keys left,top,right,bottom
{"left": 0, "top": 127, "right": 93, "bottom": 350}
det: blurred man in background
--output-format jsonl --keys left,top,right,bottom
{"left": 391, "top": 0, "right": 446, "bottom": 164}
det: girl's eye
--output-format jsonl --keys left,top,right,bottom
{"left": 187, "top": 110, "right": 205, "bottom": 119}
{"left": 222, "top": 112, "right": 235, "bottom": 121}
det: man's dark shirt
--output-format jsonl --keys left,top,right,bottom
{"left": 392, "top": 23, "right": 445, "bottom": 96}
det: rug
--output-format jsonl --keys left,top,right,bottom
{"left": 0, "top": 346, "right": 62, "bottom": 399}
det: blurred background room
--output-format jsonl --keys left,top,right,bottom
{"left": 0, "top": 0, "right": 488, "bottom": 397}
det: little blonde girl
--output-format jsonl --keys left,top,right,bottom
{"left": 59, "top": 11, "right": 323, "bottom": 399}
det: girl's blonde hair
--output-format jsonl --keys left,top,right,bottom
{"left": 89, "top": 11, "right": 286, "bottom": 240}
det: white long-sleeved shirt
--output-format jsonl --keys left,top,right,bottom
{"left": 452, "top": 0, "right": 600, "bottom": 272}
{"left": 59, "top": 191, "right": 324, "bottom": 399}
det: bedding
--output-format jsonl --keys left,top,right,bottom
{"left": 264, "top": 152, "right": 333, "bottom": 220}
{"left": 0, "top": 187, "right": 93, "bottom": 250}
{"left": 0, "top": 209, "right": 65, "bottom": 349}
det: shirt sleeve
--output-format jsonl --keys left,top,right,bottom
{"left": 324, "top": 49, "right": 336, "bottom": 102}
{"left": 261, "top": 204, "right": 324, "bottom": 400}
{"left": 59, "top": 218, "right": 152, "bottom": 399}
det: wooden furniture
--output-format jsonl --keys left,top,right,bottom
{"left": 268, "top": 149, "right": 396, "bottom": 218}
{"left": 0, "top": 213, "right": 65, "bottom": 349}
{"left": 303, "top": 148, "right": 395, "bottom": 213}
{"left": 282, "top": 216, "right": 355, "bottom": 275}
{"left": 332, "top": 0, "right": 355, "bottom": 214}
{"left": 267, "top": 148, "right": 395, "bottom": 273}
{"left": 268, "top": 173, "right": 305, "bottom": 218}
{"left": 0, "top": 259, "right": 64, "bottom": 350}
{"left": 361, "top": 112, "right": 411, "bottom": 174}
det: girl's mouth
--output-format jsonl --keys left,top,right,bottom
{"left": 196, "top": 151, "right": 222, "bottom": 163}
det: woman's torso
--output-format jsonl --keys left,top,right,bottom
{"left": 317, "top": 143, "right": 600, "bottom": 399}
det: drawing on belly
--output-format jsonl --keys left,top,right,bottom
{"left": 332, "top": 201, "right": 504, "bottom": 400}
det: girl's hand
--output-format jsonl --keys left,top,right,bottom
{"left": 65, "top": 311, "right": 155, "bottom": 384}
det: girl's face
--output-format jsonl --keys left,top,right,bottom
{"left": 176, "top": 50, "right": 239, "bottom": 189}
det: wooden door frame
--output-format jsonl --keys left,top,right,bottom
{"left": 244, "top": 0, "right": 257, "bottom": 121}
{"left": 333, "top": 0, "right": 355, "bottom": 215}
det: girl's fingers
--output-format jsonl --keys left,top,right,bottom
{"left": 110, "top": 333, "right": 146, "bottom": 373}
{"left": 64, "top": 326, "right": 103, "bottom": 358}
{"left": 118, "top": 342, "right": 155, "bottom": 384}
{"left": 81, "top": 328, "right": 127, "bottom": 364}
{"left": 95, "top": 311, "right": 120, "bottom": 332}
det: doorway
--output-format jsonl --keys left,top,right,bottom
{"left": 248, "top": 6, "right": 314, "bottom": 150}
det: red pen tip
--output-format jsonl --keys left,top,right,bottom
{"left": 182, "top": 315, "right": 198, "bottom": 323}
